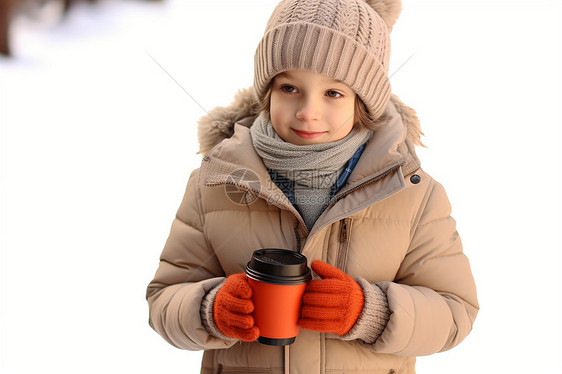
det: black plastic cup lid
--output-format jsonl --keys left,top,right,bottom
{"left": 257, "top": 336, "right": 295, "bottom": 346}
{"left": 245, "top": 249, "right": 311, "bottom": 285}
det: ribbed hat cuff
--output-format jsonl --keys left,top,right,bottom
{"left": 254, "top": 22, "right": 391, "bottom": 120}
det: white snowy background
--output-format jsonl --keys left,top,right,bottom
{"left": 1, "top": 0, "right": 561, "bottom": 373}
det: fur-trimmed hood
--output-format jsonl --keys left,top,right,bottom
{"left": 197, "top": 87, "right": 423, "bottom": 157}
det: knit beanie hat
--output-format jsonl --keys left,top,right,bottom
{"left": 254, "top": 0, "right": 402, "bottom": 121}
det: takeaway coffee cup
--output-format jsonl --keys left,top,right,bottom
{"left": 245, "top": 249, "right": 312, "bottom": 346}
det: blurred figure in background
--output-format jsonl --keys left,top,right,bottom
{"left": 0, "top": 0, "right": 159, "bottom": 56}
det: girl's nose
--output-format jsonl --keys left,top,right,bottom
{"left": 296, "top": 97, "right": 321, "bottom": 121}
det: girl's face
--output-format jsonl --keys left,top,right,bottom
{"left": 269, "top": 70, "right": 356, "bottom": 145}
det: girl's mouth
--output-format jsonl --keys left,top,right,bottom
{"left": 291, "top": 128, "right": 326, "bottom": 139}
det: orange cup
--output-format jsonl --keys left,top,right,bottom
{"left": 245, "top": 249, "right": 311, "bottom": 346}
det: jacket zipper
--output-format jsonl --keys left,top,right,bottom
{"left": 340, "top": 219, "right": 348, "bottom": 242}
{"left": 330, "top": 164, "right": 403, "bottom": 267}
{"left": 336, "top": 218, "right": 351, "bottom": 271}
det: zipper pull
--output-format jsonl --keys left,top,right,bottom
{"left": 339, "top": 219, "right": 348, "bottom": 242}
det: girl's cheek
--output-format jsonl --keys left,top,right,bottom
{"left": 269, "top": 94, "right": 282, "bottom": 111}
{"left": 269, "top": 111, "right": 282, "bottom": 129}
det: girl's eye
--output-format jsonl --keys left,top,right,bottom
{"left": 326, "top": 90, "right": 343, "bottom": 98}
{"left": 280, "top": 85, "right": 298, "bottom": 94}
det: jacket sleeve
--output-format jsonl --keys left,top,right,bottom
{"left": 372, "top": 173, "right": 479, "bottom": 356}
{"left": 146, "top": 169, "right": 234, "bottom": 351}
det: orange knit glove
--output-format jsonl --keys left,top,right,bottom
{"left": 299, "top": 260, "right": 364, "bottom": 336}
{"left": 213, "top": 273, "right": 259, "bottom": 342}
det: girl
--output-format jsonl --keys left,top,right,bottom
{"left": 146, "top": 0, "right": 479, "bottom": 373}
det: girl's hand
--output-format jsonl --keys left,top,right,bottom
{"left": 214, "top": 273, "right": 259, "bottom": 342}
{"left": 299, "top": 260, "right": 364, "bottom": 336}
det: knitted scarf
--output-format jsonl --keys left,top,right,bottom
{"left": 250, "top": 112, "right": 372, "bottom": 230}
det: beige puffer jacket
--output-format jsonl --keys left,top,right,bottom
{"left": 146, "top": 88, "right": 479, "bottom": 374}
